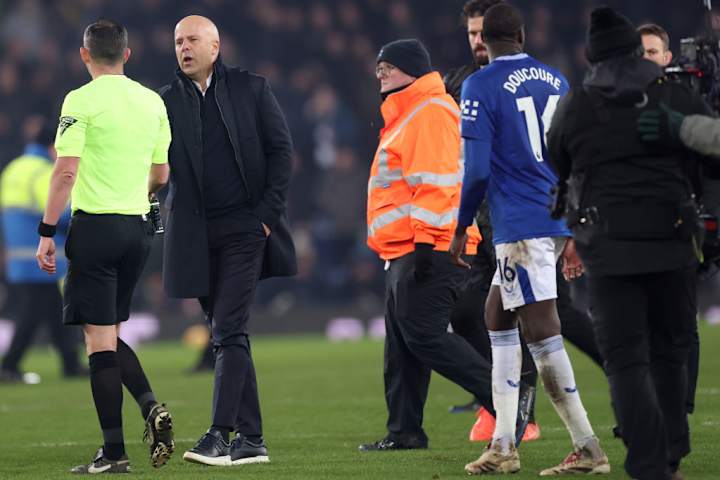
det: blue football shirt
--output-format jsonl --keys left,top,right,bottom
{"left": 459, "top": 53, "right": 571, "bottom": 244}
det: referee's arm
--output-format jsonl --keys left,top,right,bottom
{"left": 149, "top": 163, "right": 169, "bottom": 194}
{"left": 149, "top": 103, "right": 171, "bottom": 195}
{"left": 37, "top": 155, "right": 79, "bottom": 274}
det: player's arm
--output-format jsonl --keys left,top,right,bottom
{"left": 450, "top": 138, "right": 490, "bottom": 268}
{"left": 457, "top": 138, "right": 491, "bottom": 231}
{"left": 450, "top": 79, "right": 495, "bottom": 267}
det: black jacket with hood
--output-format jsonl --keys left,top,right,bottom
{"left": 547, "top": 55, "right": 712, "bottom": 276}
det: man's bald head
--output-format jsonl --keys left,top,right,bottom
{"left": 174, "top": 15, "right": 220, "bottom": 82}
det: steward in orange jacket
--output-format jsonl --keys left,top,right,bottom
{"left": 367, "top": 70, "right": 481, "bottom": 260}
{"left": 360, "top": 39, "right": 496, "bottom": 453}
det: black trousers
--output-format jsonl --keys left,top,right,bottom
{"left": 588, "top": 267, "right": 696, "bottom": 480}
{"left": 384, "top": 251, "right": 493, "bottom": 440}
{"left": 199, "top": 218, "right": 266, "bottom": 436}
{"left": 1, "top": 283, "right": 80, "bottom": 375}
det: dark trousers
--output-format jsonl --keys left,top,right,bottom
{"left": 588, "top": 267, "right": 696, "bottom": 480}
{"left": 199, "top": 219, "right": 266, "bottom": 436}
{"left": 1, "top": 283, "right": 80, "bottom": 375}
{"left": 384, "top": 251, "right": 493, "bottom": 439}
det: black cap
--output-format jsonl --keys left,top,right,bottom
{"left": 376, "top": 39, "right": 432, "bottom": 78}
{"left": 586, "top": 6, "right": 641, "bottom": 63}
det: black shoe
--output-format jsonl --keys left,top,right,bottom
{"left": 144, "top": 403, "right": 174, "bottom": 467}
{"left": 183, "top": 429, "right": 231, "bottom": 466}
{"left": 514, "top": 382, "right": 536, "bottom": 447}
{"left": 448, "top": 397, "right": 482, "bottom": 414}
{"left": 358, "top": 435, "right": 428, "bottom": 452}
{"left": 70, "top": 447, "right": 131, "bottom": 474}
{"left": 229, "top": 434, "right": 270, "bottom": 465}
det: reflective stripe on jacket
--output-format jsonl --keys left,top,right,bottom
{"left": 0, "top": 145, "right": 69, "bottom": 282}
{"left": 367, "top": 72, "right": 481, "bottom": 260}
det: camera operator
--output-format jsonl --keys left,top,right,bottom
{"left": 547, "top": 7, "right": 713, "bottom": 480}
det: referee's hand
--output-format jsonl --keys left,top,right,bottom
{"left": 36, "top": 237, "right": 57, "bottom": 274}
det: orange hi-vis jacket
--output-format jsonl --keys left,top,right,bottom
{"left": 367, "top": 72, "right": 481, "bottom": 260}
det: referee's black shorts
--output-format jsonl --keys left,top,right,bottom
{"left": 63, "top": 211, "right": 153, "bottom": 326}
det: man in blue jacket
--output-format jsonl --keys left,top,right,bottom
{"left": 0, "top": 119, "right": 82, "bottom": 382}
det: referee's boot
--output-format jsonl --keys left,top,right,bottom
{"left": 143, "top": 403, "right": 174, "bottom": 468}
{"left": 229, "top": 434, "right": 270, "bottom": 465}
{"left": 183, "top": 428, "right": 231, "bottom": 466}
{"left": 70, "top": 448, "right": 131, "bottom": 474}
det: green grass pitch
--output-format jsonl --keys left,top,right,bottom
{"left": 1, "top": 324, "right": 718, "bottom": 479}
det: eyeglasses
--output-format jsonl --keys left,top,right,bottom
{"left": 375, "top": 64, "right": 396, "bottom": 76}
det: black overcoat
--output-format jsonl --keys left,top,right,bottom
{"left": 159, "top": 58, "right": 297, "bottom": 298}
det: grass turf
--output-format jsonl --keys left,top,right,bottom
{"left": 1, "top": 324, "right": 719, "bottom": 479}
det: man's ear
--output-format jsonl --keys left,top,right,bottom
{"left": 123, "top": 48, "right": 132, "bottom": 64}
{"left": 665, "top": 50, "right": 673, "bottom": 66}
{"left": 518, "top": 28, "right": 525, "bottom": 47}
{"left": 79, "top": 46, "right": 91, "bottom": 65}
{"left": 211, "top": 40, "right": 220, "bottom": 61}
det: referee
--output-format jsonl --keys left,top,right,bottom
{"left": 35, "top": 20, "right": 174, "bottom": 474}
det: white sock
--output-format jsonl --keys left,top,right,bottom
{"left": 489, "top": 328, "right": 522, "bottom": 453}
{"left": 528, "top": 335, "right": 595, "bottom": 449}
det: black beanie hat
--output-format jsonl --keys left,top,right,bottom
{"left": 376, "top": 39, "right": 433, "bottom": 78}
{"left": 585, "top": 7, "right": 641, "bottom": 63}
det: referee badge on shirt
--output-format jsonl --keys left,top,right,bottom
{"left": 58, "top": 116, "right": 77, "bottom": 136}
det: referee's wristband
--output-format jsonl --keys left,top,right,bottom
{"left": 38, "top": 221, "right": 57, "bottom": 238}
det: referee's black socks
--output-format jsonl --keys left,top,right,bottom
{"left": 88, "top": 350, "right": 125, "bottom": 461}
{"left": 116, "top": 338, "right": 157, "bottom": 419}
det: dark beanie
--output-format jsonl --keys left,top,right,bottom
{"left": 585, "top": 7, "right": 641, "bottom": 63}
{"left": 376, "top": 39, "right": 432, "bottom": 78}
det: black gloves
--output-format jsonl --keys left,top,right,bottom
{"left": 414, "top": 243, "right": 435, "bottom": 281}
{"left": 637, "top": 102, "right": 685, "bottom": 148}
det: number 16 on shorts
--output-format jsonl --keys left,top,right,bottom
{"left": 491, "top": 238, "right": 561, "bottom": 310}
{"left": 492, "top": 255, "right": 532, "bottom": 310}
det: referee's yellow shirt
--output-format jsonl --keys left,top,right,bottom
{"left": 54, "top": 74, "right": 171, "bottom": 215}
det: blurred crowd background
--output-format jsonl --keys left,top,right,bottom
{"left": 0, "top": 0, "right": 717, "bottom": 338}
